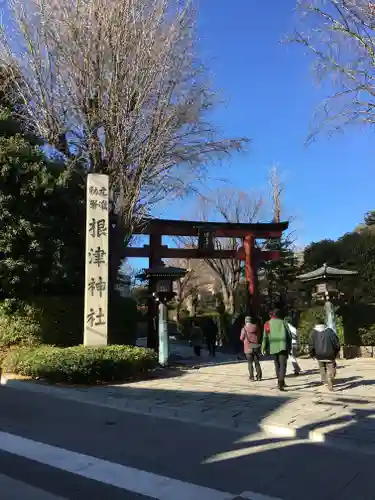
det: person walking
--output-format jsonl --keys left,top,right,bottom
{"left": 240, "top": 316, "right": 262, "bottom": 381}
{"left": 190, "top": 320, "right": 204, "bottom": 357}
{"left": 263, "top": 309, "right": 291, "bottom": 391}
{"left": 285, "top": 316, "right": 301, "bottom": 376}
{"left": 309, "top": 314, "right": 340, "bottom": 391}
{"left": 204, "top": 316, "right": 218, "bottom": 357}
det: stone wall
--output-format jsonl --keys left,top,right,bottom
{"left": 342, "top": 345, "right": 375, "bottom": 359}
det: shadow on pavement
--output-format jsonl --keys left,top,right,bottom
{"left": 3, "top": 376, "right": 375, "bottom": 500}
{"left": 3, "top": 370, "right": 375, "bottom": 500}
{"left": 3, "top": 351, "right": 375, "bottom": 500}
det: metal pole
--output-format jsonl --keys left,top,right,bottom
{"left": 158, "top": 301, "right": 169, "bottom": 367}
{"left": 324, "top": 300, "right": 336, "bottom": 333}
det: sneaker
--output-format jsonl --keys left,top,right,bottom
{"left": 249, "top": 377, "right": 255, "bottom": 382}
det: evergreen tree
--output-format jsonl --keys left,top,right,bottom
{"left": 259, "top": 236, "right": 301, "bottom": 312}
{"left": 365, "top": 211, "right": 375, "bottom": 227}
{"left": 303, "top": 218, "right": 375, "bottom": 304}
{"left": 0, "top": 103, "right": 85, "bottom": 299}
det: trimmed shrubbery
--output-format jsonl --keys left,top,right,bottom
{"left": 0, "top": 294, "right": 138, "bottom": 349}
{"left": 0, "top": 295, "right": 146, "bottom": 385}
{"left": 359, "top": 325, "right": 375, "bottom": 347}
{"left": 0, "top": 302, "right": 41, "bottom": 349}
{"left": 2, "top": 345, "right": 158, "bottom": 384}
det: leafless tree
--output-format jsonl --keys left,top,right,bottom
{"left": 0, "top": 0, "right": 248, "bottom": 289}
{"left": 259, "top": 166, "right": 300, "bottom": 309}
{"left": 167, "top": 257, "right": 204, "bottom": 321}
{"left": 269, "top": 165, "right": 283, "bottom": 223}
{"left": 290, "top": 0, "right": 375, "bottom": 140}
{"left": 178, "top": 189, "right": 264, "bottom": 314}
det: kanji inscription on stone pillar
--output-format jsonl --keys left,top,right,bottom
{"left": 84, "top": 174, "right": 109, "bottom": 346}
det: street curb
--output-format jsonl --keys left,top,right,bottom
{"left": 3, "top": 375, "right": 375, "bottom": 455}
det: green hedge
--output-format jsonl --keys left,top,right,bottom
{"left": 2, "top": 345, "right": 157, "bottom": 384}
{"left": 359, "top": 325, "right": 375, "bottom": 346}
{"left": 340, "top": 303, "right": 375, "bottom": 345}
{"left": 0, "top": 302, "right": 41, "bottom": 349}
{"left": 0, "top": 294, "right": 138, "bottom": 349}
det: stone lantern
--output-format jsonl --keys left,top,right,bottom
{"left": 297, "top": 263, "right": 357, "bottom": 332}
{"left": 139, "top": 265, "right": 187, "bottom": 366}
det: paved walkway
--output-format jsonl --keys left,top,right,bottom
{"left": 3, "top": 352, "right": 375, "bottom": 453}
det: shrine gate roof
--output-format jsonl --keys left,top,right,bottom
{"left": 133, "top": 218, "right": 289, "bottom": 238}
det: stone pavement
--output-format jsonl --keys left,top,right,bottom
{"left": 3, "top": 353, "right": 375, "bottom": 454}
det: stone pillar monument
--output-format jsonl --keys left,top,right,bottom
{"left": 84, "top": 174, "right": 109, "bottom": 346}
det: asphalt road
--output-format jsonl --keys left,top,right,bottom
{"left": 0, "top": 385, "right": 374, "bottom": 500}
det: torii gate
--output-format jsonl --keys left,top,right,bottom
{"left": 124, "top": 218, "right": 289, "bottom": 348}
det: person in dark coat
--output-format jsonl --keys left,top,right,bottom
{"left": 240, "top": 316, "right": 262, "bottom": 381}
{"left": 190, "top": 320, "right": 204, "bottom": 357}
{"left": 204, "top": 316, "right": 218, "bottom": 357}
{"left": 309, "top": 313, "right": 340, "bottom": 391}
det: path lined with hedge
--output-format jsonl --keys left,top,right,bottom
{"left": 3, "top": 357, "right": 375, "bottom": 453}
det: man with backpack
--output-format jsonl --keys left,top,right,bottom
{"left": 309, "top": 313, "right": 340, "bottom": 391}
{"left": 240, "top": 316, "right": 262, "bottom": 381}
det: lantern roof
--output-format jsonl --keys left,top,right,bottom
{"left": 138, "top": 265, "right": 187, "bottom": 280}
{"left": 297, "top": 263, "right": 357, "bottom": 283}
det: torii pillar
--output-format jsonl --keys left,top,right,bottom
{"left": 244, "top": 234, "right": 260, "bottom": 317}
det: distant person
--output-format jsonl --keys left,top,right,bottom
{"left": 285, "top": 316, "right": 301, "bottom": 376}
{"left": 204, "top": 316, "right": 218, "bottom": 357}
{"left": 309, "top": 314, "right": 340, "bottom": 391}
{"left": 240, "top": 316, "right": 262, "bottom": 381}
{"left": 263, "top": 309, "right": 291, "bottom": 391}
{"left": 190, "top": 320, "right": 204, "bottom": 357}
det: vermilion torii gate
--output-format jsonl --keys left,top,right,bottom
{"left": 124, "top": 218, "right": 288, "bottom": 348}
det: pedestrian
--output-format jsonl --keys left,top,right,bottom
{"left": 240, "top": 316, "right": 262, "bottom": 381}
{"left": 285, "top": 316, "right": 301, "bottom": 376}
{"left": 190, "top": 320, "right": 204, "bottom": 357}
{"left": 204, "top": 316, "right": 218, "bottom": 357}
{"left": 262, "top": 309, "right": 291, "bottom": 391}
{"left": 308, "top": 313, "right": 340, "bottom": 391}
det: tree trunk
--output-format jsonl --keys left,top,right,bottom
{"left": 176, "top": 301, "right": 182, "bottom": 332}
{"left": 222, "top": 286, "right": 234, "bottom": 315}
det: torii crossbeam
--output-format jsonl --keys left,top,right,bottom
{"left": 124, "top": 217, "right": 289, "bottom": 348}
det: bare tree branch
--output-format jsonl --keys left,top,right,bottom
{"left": 0, "top": 0, "right": 249, "bottom": 283}
{"left": 176, "top": 188, "right": 265, "bottom": 313}
{"left": 167, "top": 257, "right": 210, "bottom": 317}
{"left": 269, "top": 164, "right": 283, "bottom": 223}
{"left": 289, "top": 0, "right": 375, "bottom": 141}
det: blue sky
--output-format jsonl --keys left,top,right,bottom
{"left": 156, "top": 0, "right": 374, "bottom": 249}
{"left": 3, "top": 0, "right": 372, "bottom": 271}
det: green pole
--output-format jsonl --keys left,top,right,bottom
{"left": 324, "top": 300, "right": 336, "bottom": 333}
{"left": 158, "top": 301, "right": 169, "bottom": 367}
